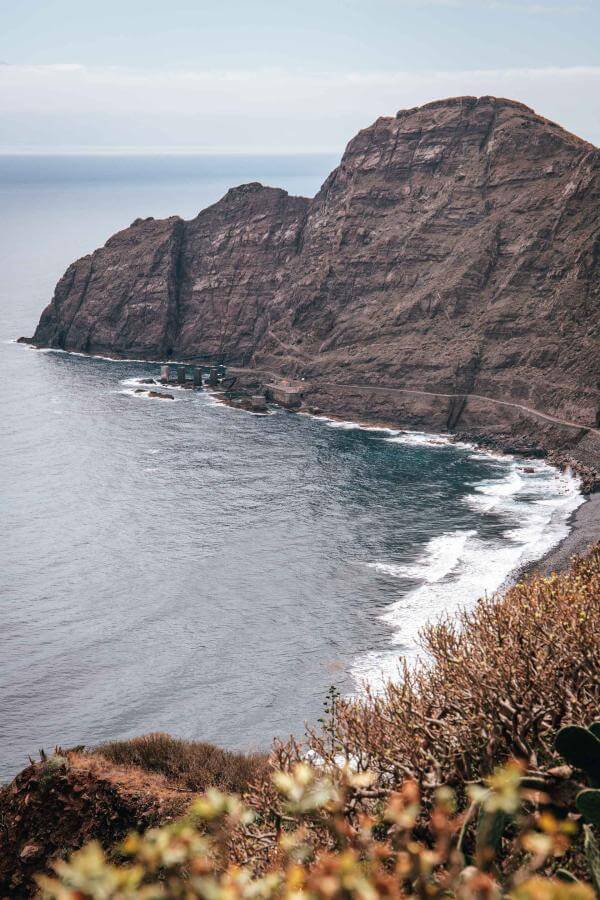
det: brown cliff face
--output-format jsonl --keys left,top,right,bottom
{"left": 28, "top": 96, "right": 600, "bottom": 437}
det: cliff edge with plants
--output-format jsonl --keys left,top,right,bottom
{"left": 2, "top": 544, "right": 599, "bottom": 898}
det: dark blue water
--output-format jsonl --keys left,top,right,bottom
{"left": 0, "top": 156, "right": 581, "bottom": 781}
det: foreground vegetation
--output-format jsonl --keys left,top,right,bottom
{"left": 6, "top": 546, "right": 600, "bottom": 898}
{"left": 280, "top": 543, "right": 600, "bottom": 790}
{"left": 40, "top": 753, "right": 600, "bottom": 899}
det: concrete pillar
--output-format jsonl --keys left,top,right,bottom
{"left": 177, "top": 366, "right": 186, "bottom": 384}
{"left": 251, "top": 395, "right": 267, "bottom": 412}
{"left": 193, "top": 367, "right": 203, "bottom": 388}
{"left": 160, "top": 364, "right": 171, "bottom": 383}
{"left": 208, "top": 367, "right": 218, "bottom": 387}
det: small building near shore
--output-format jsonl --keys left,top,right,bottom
{"left": 265, "top": 382, "right": 303, "bottom": 409}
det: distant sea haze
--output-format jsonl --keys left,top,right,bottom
{"left": 0, "top": 152, "right": 339, "bottom": 188}
{"left": 0, "top": 154, "right": 583, "bottom": 781}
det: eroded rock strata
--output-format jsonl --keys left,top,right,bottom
{"left": 25, "top": 96, "right": 600, "bottom": 460}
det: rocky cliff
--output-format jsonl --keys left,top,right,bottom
{"left": 25, "top": 96, "right": 600, "bottom": 452}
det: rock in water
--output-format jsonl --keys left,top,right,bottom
{"left": 147, "top": 391, "right": 174, "bottom": 400}
{"left": 26, "top": 96, "right": 600, "bottom": 438}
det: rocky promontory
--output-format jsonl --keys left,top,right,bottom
{"left": 23, "top": 96, "right": 600, "bottom": 464}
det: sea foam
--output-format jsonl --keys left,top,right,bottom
{"left": 371, "top": 529, "right": 476, "bottom": 583}
{"left": 385, "top": 430, "right": 476, "bottom": 451}
{"left": 350, "top": 448, "right": 584, "bottom": 693}
{"left": 312, "top": 415, "right": 399, "bottom": 435}
{"left": 118, "top": 388, "right": 182, "bottom": 402}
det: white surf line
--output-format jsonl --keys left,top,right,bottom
{"left": 351, "top": 460, "right": 584, "bottom": 693}
{"left": 24, "top": 348, "right": 597, "bottom": 435}
{"left": 304, "top": 407, "right": 586, "bottom": 693}
{"left": 34, "top": 349, "right": 195, "bottom": 366}
{"left": 23, "top": 343, "right": 212, "bottom": 368}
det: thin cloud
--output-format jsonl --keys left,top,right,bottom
{"left": 386, "top": 0, "right": 590, "bottom": 10}
{"left": 0, "top": 64, "right": 598, "bottom": 152}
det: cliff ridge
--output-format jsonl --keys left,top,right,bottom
{"left": 24, "top": 96, "right": 600, "bottom": 455}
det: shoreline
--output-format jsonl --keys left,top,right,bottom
{"left": 19, "top": 340, "right": 599, "bottom": 579}
{"left": 299, "top": 408, "right": 597, "bottom": 582}
{"left": 515, "top": 491, "right": 600, "bottom": 580}
{"left": 186, "top": 395, "right": 597, "bottom": 585}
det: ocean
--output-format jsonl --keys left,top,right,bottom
{"left": 0, "top": 154, "right": 583, "bottom": 782}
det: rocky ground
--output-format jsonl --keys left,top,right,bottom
{"left": 0, "top": 752, "right": 193, "bottom": 897}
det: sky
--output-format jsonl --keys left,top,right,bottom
{"left": 0, "top": 0, "right": 599, "bottom": 153}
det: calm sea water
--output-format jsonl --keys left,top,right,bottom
{"left": 0, "top": 155, "right": 583, "bottom": 782}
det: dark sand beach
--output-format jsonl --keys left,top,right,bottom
{"left": 519, "top": 492, "right": 600, "bottom": 579}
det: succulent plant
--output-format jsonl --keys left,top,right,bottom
{"left": 475, "top": 805, "right": 512, "bottom": 864}
{"left": 584, "top": 825, "right": 600, "bottom": 898}
{"left": 555, "top": 869, "right": 579, "bottom": 884}
{"left": 578, "top": 789, "right": 600, "bottom": 830}
{"left": 555, "top": 724, "right": 600, "bottom": 788}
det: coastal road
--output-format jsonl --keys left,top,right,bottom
{"left": 231, "top": 367, "right": 600, "bottom": 436}
{"left": 321, "top": 381, "right": 600, "bottom": 436}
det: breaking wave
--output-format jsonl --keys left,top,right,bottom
{"left": 351, "top": 452, "right": 584, "bottom": 692}
{"left": 118, "top": 388, "right": 181, "bottom": 401}
{"left": 385, "top": 430, "right": 475, "bottom": 450}
{"left": 371, "top": 529, "right": 476, "bottom": 583}
{"left": 312, "top": 415, "right": 399, "bottom": 435}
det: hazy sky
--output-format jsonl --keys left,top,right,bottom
{"left": 1, "top": 0, "right": 598, "bottom": 153}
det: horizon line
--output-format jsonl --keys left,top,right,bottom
{"left": 0, "top": 146, "right": 342, "bottom": 158}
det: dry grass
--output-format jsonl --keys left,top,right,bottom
{"left": 94, "top": 732, "right": 268, "bottom": 794}
{"left": 0, "top": 750, "right": 193, "bottom": 897}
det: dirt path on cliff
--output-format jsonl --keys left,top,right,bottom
{"left": 232, "top": 368, "right": 600, "bottom": 436}
{"left": 321, "top": 381, "right": 600, "bottom": 435}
